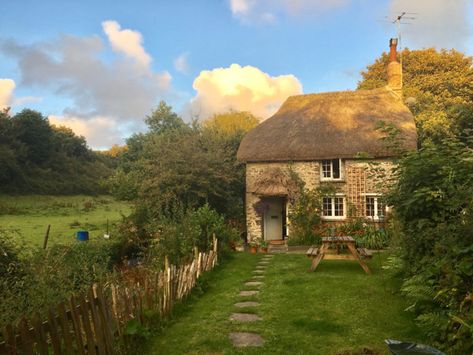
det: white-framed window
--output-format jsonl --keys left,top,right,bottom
{"left": 365, "top": 195, "right": 386, "bottom": 220}
{"left": 321, "top": 159, "right": 343, "bottom": 180}
{"left": 322, "top": 196, "right": 346, "bottom": 219}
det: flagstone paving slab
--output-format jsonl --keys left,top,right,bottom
{"left": 229, "top": 332, "right": 264, "bottom": 347}
{"left": 239, "top": 290, "right": 259, "bottom": 296}
{"left": 245, "top": 281, "right": 263, "bottom": 286}
{"left": 230, "top": 313, "right": 262, "bottom": 322}
{"left": 252, "top": 270, "right": 264, "bottom": 274}
{"left": 250, "top": 275, "right": 264, "bottom": 279}
{"left": 234, "top": 301, "right": 260, "bottom": 308}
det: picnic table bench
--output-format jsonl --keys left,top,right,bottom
{"left": 306, "top": 236, "right": 371, "bottom": 274}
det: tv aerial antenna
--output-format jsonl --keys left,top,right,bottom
{"left": 382, "top": 11, "right": 418, "bottom": 87}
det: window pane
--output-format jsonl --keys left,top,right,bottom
{"left": 366, "top": 197, "right": 375, "bottom": 217}
{"left": 322, "top": 160, "right": 331, "bottom": 178}
{"left": 332, "top": 159, "right": 340, "bottom": 179}
{"left": 334, "top": 197, "right": 344, "bottom": 216}
{"left": 323, "top": 197, "right": 332, "bottom": 216}
{"left": 377, "top": 200, "right": 385, "bottom": 218}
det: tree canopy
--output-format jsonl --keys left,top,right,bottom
{"left": 358, "top": 48, "right": 473, "bottom": 144}
{"left": 108, "top": 106, "right": 249, "bottom": 221}
{"left": 0, "top": 109, "right": 112, "bottom": 194}
{"left": 203, "top": 111, "right": 259, "bottom": 135}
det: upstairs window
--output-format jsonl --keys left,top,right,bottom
{"left": 366, "top": 195, "right": 386, "bottom": 220}
{"left": 321, "top": 159, "right": 343, "bottom": 180}
{"left": 322, "top": 196, "right": 345, "bottom": 219}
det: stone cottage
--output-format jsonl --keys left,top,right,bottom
{"left": 236, "top": 39, "right": 417, "bottom": 243}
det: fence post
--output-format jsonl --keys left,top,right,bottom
{"left": 212, "top": 233, "right": 218, "bottom": 264}
{"left": 43, "top": 225, "right": 51, "bottom": 250}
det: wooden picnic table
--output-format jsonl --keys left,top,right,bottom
{"left": 307, "top": 236, "right": 371, "bottom": 274}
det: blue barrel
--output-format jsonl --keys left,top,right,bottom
{"left": 76, "top": 231, "right": 89, "bottom": 242}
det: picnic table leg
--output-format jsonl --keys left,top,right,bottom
{"left": 309, "top": 244, "right": 326, "bottom": 272}
{"left": 346, "top": 243, "right": 371, "bottom": 275}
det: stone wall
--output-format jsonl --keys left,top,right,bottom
{"left": 245, "top": 159, "right": 395, "bottom": 242}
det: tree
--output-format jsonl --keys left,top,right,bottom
{"left": 145, "top": 101, "right": 188, "bottom": 134}
{"left": 51, "top": 126, "right": 89, "bottom": 158}
{"left": 203, "top": 111, "right": 259, "bottom": 135}
{"left": 12, "top": 109, "right": 54, "bottom": 164}
{"left": 358, "top": 48, "right": 473, "bottom": 144}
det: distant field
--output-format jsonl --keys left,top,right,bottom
{"left": 0, "top": 195, "right": 132, "bottom": 248}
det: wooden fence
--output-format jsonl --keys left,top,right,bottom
{"left": 0, "top": 240, "right": 218, "bottom": 354}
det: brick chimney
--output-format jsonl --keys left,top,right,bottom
{"left": 387, "top": 38, "right": 402, "bottom": 96}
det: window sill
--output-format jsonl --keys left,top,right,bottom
{"left": 320, "top": 178, "right": 345, "bottom": 183}
{"left": 321, "top": 216, "right": 346, "bottom": 221}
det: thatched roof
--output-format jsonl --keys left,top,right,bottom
{"left": 250, "top": 167, "right": 299, "bottom": 196}
{"left": 237, "top": 87, "right": 417, "bottom": 162}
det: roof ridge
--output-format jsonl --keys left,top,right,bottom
{"left": 285, "top": 87, "right": 390, "bottom": 101}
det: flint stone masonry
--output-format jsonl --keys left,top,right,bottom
{"left": 239, "top": 290, "right": 259, "bottom": 296}
{"left": 245, "top": 159, "right": 396, "bottom": 242}
{"left": 230, "top": 313, "right": 262, "bottom": 322}
{"left": 229, "top": 332, "right": 264, "bottom": 347}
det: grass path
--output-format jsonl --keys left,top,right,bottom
{"left": 144, "top": 252, "right": 425, "bottom": 354}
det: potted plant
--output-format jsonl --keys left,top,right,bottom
{"left": 259, "top": 240, "right": 268, "bottom": 253}
{"left": 234, "top": 239, "right": 244, "bottom": 252}
{"left": 249, "top": 241, "right": 258, "bottom": 254}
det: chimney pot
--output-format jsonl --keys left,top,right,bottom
{"left": 389, "top": 38, "right": 398, "bottom": 62}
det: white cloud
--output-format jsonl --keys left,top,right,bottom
{"left": 229, "top": 0, "right": 351, "bottom": 23}
{"left": 174, "top": 52, "right": 190, "bottom": 74}
{"left": 2, "top": 21, "right": 172, "bottom": 148}
{"left": 190, "top": 63, "right": 302, "bottom": 119}
{"left": 0, "top": 79, "right": 15, "bottom": 110}
{"left": 49, "top": 114, "right": 123, "bottom": 150}
{"left": 389, "top": 0, "right": 472, "bottom": 50}
{"left": 230, "top": 0, "right": 251, "bottom": 15}
{"left": 102, "top": 20, "right": 152, "bottom": 69}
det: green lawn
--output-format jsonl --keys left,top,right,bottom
{"left": 145, "top": 252, "right": 425, "bottom": 354}
{"left": 0, "top": 195, "right": 131, "bottom": 247}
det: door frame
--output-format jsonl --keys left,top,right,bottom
{"left": 262, "top": 196, "right": 287, "bottom": 241}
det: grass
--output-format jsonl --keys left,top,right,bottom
{"left": 144, "top": 252, "right": 425, "bottom": 354}
{"left": 0, "top": 195, "right": 131, "bottom": 247}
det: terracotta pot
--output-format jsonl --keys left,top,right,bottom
{"left": 249, "top": 246, "right": 258, "bottom": 254}
{"left": 259, "top": 247, "right": 268, "bottom": 253}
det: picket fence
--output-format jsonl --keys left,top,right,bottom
{"left": 0, "top": 239, "right": 218, "bottom": 355}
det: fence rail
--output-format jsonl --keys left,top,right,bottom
{"left": 0, "top": 238, "right": 218, "bottom": 355}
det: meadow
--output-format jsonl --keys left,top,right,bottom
{"left": 0, "top": 195, "right": 131, "bottom": 248}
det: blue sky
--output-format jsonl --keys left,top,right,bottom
{"left": 1, "top": 0, "right": 472, "bottom": 149}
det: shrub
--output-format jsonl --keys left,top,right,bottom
{"left": 388, "top": 139, "right": 473, "bottom": 352}
{"left": 0, "top": 239, "right": 122, "bottom": 326}
{"left": 119, "top": 203, "right": 239, "bottom": 267}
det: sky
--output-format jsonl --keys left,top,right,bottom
{"left": 0, "top": 0, "right": 472, "bottom": 149}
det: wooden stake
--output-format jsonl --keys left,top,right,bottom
{"left": 42, "top": 225, "right": 51, "bottom": 250}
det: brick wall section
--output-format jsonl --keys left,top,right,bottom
{"left": 245, "top": 159, "right": 395, "bottom": 242}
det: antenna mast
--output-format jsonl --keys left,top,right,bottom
{"left": 390, "top": 11, "right": 417, "bottom": 87}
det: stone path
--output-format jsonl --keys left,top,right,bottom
{"left": 228, "top": 253, "right": 274, "bottom": 348}
{"left": 229, "top": 332, "right": 264, "bottom": 347}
